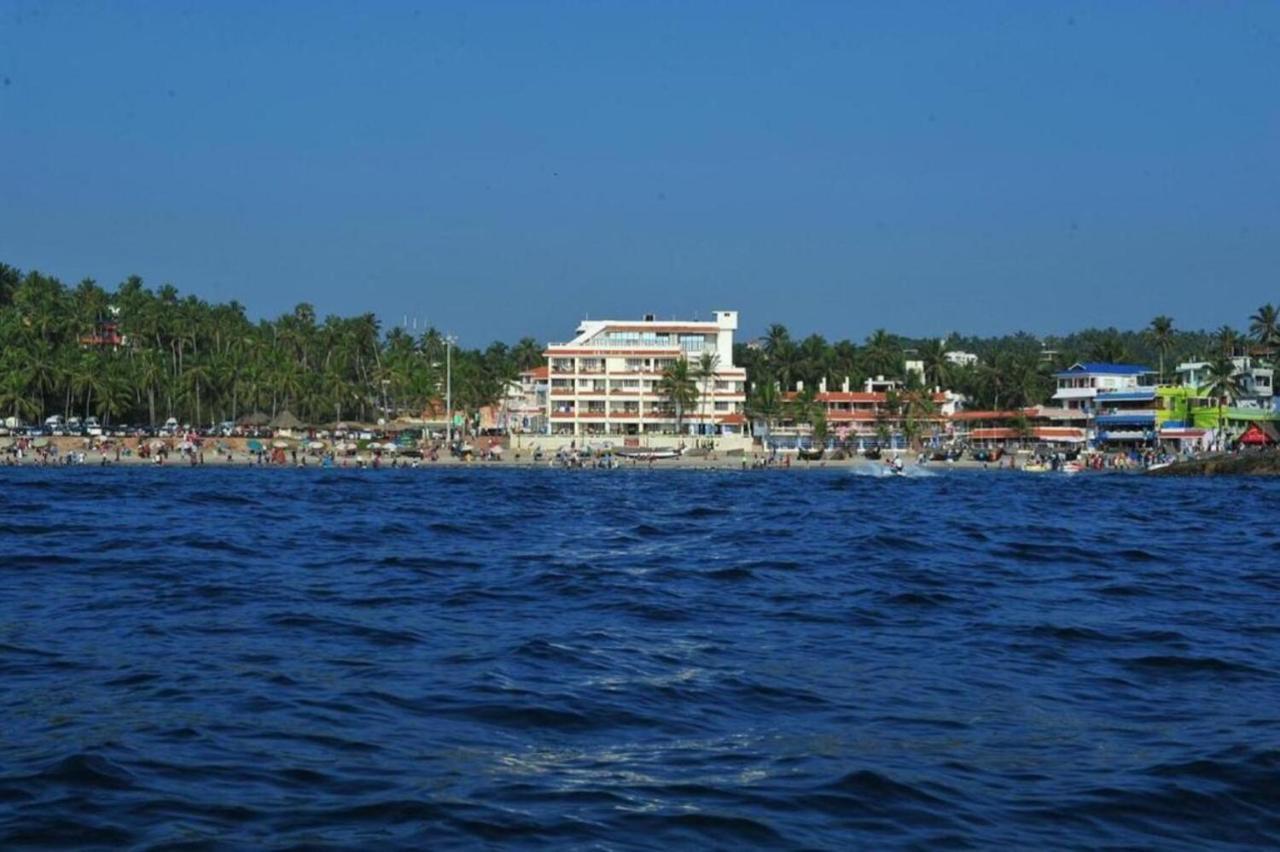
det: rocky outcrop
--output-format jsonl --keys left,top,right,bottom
{"left": 1148, "top": 450, "right": 1280, "bottom": 476}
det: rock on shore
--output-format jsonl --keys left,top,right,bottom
{"left": 1148, "top": 450, "right": 1280, "bottom": 476}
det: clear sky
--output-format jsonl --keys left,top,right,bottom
{"left": 2, "top": 1, "right": 1278, "bottom": 346}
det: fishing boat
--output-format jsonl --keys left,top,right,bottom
{"left": 1022, "top": 461, "right": 1051, "bottom": 473}
{"left": 797, "top": 447, "right": 824, "bottom": 461}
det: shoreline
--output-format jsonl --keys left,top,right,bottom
{"left": 10, "top": 436, "right": 1264, "bottom": 474}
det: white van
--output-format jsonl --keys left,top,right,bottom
{"left": 85, "top": 417, "right": 103, "bottom": 437}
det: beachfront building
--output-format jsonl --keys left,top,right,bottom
{"left": 499, "top": 367, "right": 548, "bottom": 434}
{"left": 543, "top": 312, "right": 747, "bottom": 437}
{"left": 1173, "top": 358, "right": 1274, "bottom": 410}
{"left": 1093, "top": 386, "right": 1160, "bottom": 449}
{"left": 764, "top": 377, "right": 957, "bottom": 449}
{"left": 1051, "top": 362, "right": 1155, "bottom": 411}
{"left": 1142, "top": 357, "right": 1277, "bottom": 451}
{"left": 949, "top": 407, "right": 1088, "bottom": 450}
{"left": 1051, "top": 361, "right": 1157, "bottom": 447}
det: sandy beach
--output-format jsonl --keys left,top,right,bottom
{"left": 0, "top": 435, "right": 1056, "bottom": 473}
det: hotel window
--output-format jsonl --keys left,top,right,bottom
{"left": 680, "top": 334, "right": 705, "bottom": 352}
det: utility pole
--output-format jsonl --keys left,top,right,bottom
{"left": 445, "top": 335, "right": 456, "bottom": 447}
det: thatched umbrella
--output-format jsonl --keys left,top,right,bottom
{"left": 238, "top": 411, "right": 271, "bottom": 427}
{"left": 268, "top": 410, "right": 305, "bottom": 431}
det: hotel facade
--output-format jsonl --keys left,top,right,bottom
{"left": 543, "top": 311, "right": 747, "bottom": 437}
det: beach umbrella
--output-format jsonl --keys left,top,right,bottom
{"left": 32, "top": 437, "right": 49, "bottom": 448}
{"left": 246, "top": 439, "right": 263, "bottom": 452}
{"left": 271, "top": 440, "right": 290, "bottom": 449}
{"left": 237, "top": 411, "right": 271, "bottom": 427}
{"left": 307, "top": 441, "right": 325, "bottom": 450}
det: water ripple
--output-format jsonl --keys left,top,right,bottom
{"left": 1, "top": 467, "right": 1279, "bottom": 848}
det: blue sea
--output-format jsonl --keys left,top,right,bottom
{"left": 1, "top": 467, "right": 1278, "bottom": 849}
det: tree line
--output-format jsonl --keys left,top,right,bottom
{"left": 1, "top": 261, "right": 1276, "bottom": 430}
{"left": 0, "top": 263, "right": 542, "bottom": 428}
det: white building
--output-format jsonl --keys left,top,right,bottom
{"left": 543, "top": 311, "right": 748, "bottom": 437}
{"left": 945, "top": 350, "right": 979, "bottom": 367}
{"left": 1051, "top": 362, "right": 1154, "bottom": 411}
{"left": 499, "top": 367, "right": 549, "bottom": 433}
{"left": 1175, "top": 357, "right": 1273, "bottom": 408}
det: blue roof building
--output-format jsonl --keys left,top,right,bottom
{"left": 1052, "top": 362, "right": 1155, "bottom": 412}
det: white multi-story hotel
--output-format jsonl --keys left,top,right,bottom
{"left": 543, "top": 311, "right": 748, "bottom": 437}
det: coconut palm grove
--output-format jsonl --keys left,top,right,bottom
{"left": 0, "top": 261, "right": 1277, "bottom": 431}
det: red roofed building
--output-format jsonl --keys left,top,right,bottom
{"left": 949, "top": 407, "right": 1089, "bottom": 448}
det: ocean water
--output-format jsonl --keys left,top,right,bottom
{"left": 1, "top": 467, "right": 1278, "bottom": 850}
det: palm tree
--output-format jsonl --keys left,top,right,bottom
{"left": 746, "top": 381, "right": 782, "bottom": 438}
{"left": 656, "top": 358, "right": 698, "bottom": 434}
{"left": 135, "top": 351, "right": 166, "bottom": 427}
{"left": 1249, "top": 304, "right": 1279, "bottom": 356}
{"left": 919, "top": 339, "right": 950, "bottom": 389}
{"left": 1145, "top": 315, "right": 1175, "bottom": 383}
{"left": 511, "top": 337, "right": 543, "bottom": 371}
{"left": 1200, "top": 356, "right": 1245, "bottom": 447}
{"left": 900, "top": 389, "right": 940, "bottom": 450}
{"left": 94, "top": 362, "right": 132, "bottom": 426}
{"left": 763, "top": 324, "right": 791, "bottom": 361}
{"left": 693, "top": 351, "right": 720, "bottom": 435}
{"left": 862, "top": 329, "right": 902, "bottom": 378}
{"left": 788, "top": 385, "right": 822, "bottom": 439}
{"left": 183, "top": 357, "right": 212, "bottom": 427}
{"left": 830, "top": 340, "right": 860, "bottom": 387}
{"left": 1215, "top": 325, "right": 1239, "bottom": 358}
{"left": 797, "top": 334, "right": 830, "bottom": 388}
{"left": 0, "top": 370, "right": 39, "bottom": 423}
{"left": 1087, "top": 332, "right": 1130, "bottom": 364}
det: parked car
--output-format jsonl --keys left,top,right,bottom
{"left": 160, "top": 417, "right": 180, "bottom": 436}
{"left": 85, "top": 417, "right": 103, "bottom": 437}
{"left": 44, "top": 414, "right": 66, "bottom": 431}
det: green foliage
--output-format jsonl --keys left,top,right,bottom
{"left": 0, "top": 263, "right": 529, "bottom": 428}
{"left": 656, "top": 358, "right": 699, "bottom": 433}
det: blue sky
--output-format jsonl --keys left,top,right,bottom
{"left": 2, "top": 1, "right": 1277, "bottom": 346}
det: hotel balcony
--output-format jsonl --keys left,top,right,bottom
{"left": 1094, "top": 412, "right": 1156, "bottom": 427}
